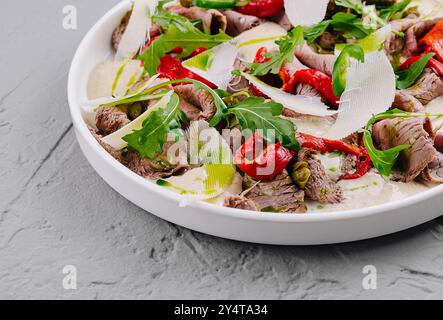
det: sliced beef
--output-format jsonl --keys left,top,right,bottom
{"left": 124, "top": 140, "right": 189, "bottom": 180}
{"left": 405, "top": 68, "right": 443, "bottom": 105}
{"left": 227, "top": 59, "right": 250, "bottom": 93}
{"left": 223, "top": 196, "right": 259, "bottom": 211}
{"left": 318, "top": 32, "right": 342, "bottom": 51}
{"left": 295, "top": 42, "right": 336, "bottom": 76}
{"left": 236, "top": 171, "right": 307, "bottom": 213}
{"left": 268, "top": 10, "right": 292, "bottom": 31}
{"left": 372, "top": 117, "right": 437, "bottom": 182}
{"left": 112, "top": 11, "right": 161, "bottom": 53}
{"left": 435, "top": 130, "right": 443, "bottom": 152}
{"left": 223, "top": 10, "right": 262, "bottom": 36}
{"left": 384, "top": 18, "right": 418, "bottom": 56}
{"left": 421, "top": 152, "right": 443, "bottom": 183}
{"left": 168, "top": 5, "right": 227, "bottom": 34}
{"left": 393, "top": 90, "right": 424, "bottom": 112}
{"left": 174, "top": 84, "right": 216, "bottom": 121}
{"left": 89, "top": 128, "right": 123, "bottom": 162}
{"left": 282, "top": 56, "right": 307, "bottom": 77}
{"left": 95, "top": 106, "right": 130, "bottom": 136}
{"left": 403, "top": 19, "right": 438, "bottom": 57}
{"left": 297, "top": 148, "right": 343, "bottom": 204}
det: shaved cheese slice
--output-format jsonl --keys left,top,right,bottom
{"left": 159, "top": 164, "right": 236, "bottom": 201}
{"left": 323, "top": 51, "right": 396, "bottom": 140}
{"left": 241, "top": 72, "right": 340, "bottom": 117}
{"left": 116, "top": 0, "right": 158, "bottom": 61}
{"left": 235, "top": 22, "right": 287, "bottom": 63}
{"left": 335, "top": 25, "right": 392, "bottom": 54}
{"left": 284, "top": 0, "right": 329, "bottom": 27}
{"left": 186, "top": 120, "right": 232, "bottom": 166}
{"left": 183, "top": 42, "right": 239, "bottom": 90}
{"left": 182, "top": 23, "right": 287, "bottom": 89}
{"left": 82, "top": 74, "right": 162, "bottom": 111}
{"left": 102, "top": 91, "right": 173, "bottom": 150}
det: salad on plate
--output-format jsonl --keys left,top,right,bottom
{"left": 84, "top": 0, "right": 443, "bottom": 213}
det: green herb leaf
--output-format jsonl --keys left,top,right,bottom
{"left": 332, "top": 43, "right": 365, "bottom": 96}
{"left": 380, "top": 0, "right": 411, "bottom": 19}
{"left": 122, "top": 93, "right": 182, "bottom": 159}
{"left": 334, "top": 0, "right": 364, "bottom": 13}
{"left": 395, "top": 53, "right": 434, "bottom": 89}
{"left": 249, "top": 26, "right": 304, "bottom": 76}
{"left": 138, "top": 13, "right": 232, "bottom": 76}
{"left": 303, "top": 20, "right": 332, "bottom": 44}
{"left": 331, "top": 12, "right": 375, "bottom": 39}
{"left": 362, "top": 108, "right": 443, "bottom": 177}
{"left": 226, "top": 97, "right": 299, "bottom": 150}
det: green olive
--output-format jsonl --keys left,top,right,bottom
{"left": 290, "top": 162, "right": 311, "bottom": 189}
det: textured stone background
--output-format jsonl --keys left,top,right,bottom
{"left": 2, "top": 0, "right": 443, "bottom": 300}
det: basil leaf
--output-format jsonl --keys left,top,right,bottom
{"left": 332, "top": 43, "right": 365, "bottom": 96}
{"left": 122, "top": 93, "right": 182, "bottom": 159}
{"left": 395, "top": 53, "right": 434, "bottom": 89}
{"left": 249, "top": 26, "right": 304, "bottom": 76}
{"left": 303, "top": 20, "right": 332, "bottom": 44}
{"left": 226, "top": 97, "right": 299, "bottom": 150}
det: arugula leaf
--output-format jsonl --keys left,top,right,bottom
{"left": 122, "top": 93, "right": 182, "bottom": 159}
{"left": 395, "top": 53, "right": 434, "bottom": 89}
{"left": 304, "top": 20, "right": 332, "bottom": 44}
{"left": 332, "top": 43, "right": 365, "bottom": 96}
{"left": 363, "top": 108, "right": 443, "bottom": 177}
{"left": 138, "top": 13, "right": 231, "bottom": 76}
{"left": 380, "top": 0, "right": 411, "bottom": 19}
{"left": 226, "top": 97, "right": 299, "bottom": 150}
{"left": 331, "top": 12, "right": 375, "bottom": 39}
{"left": 334, "top": 0, "right": 364, "bottom": 13}
{"left": 249, "top": 26, "right": 304, "bottom": 76}
{"left": 121, "top": 77, "right": 228, "bottom": 127}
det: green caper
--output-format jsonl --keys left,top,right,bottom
{"left": 150, "top": 155, "right": 173, "bottom": 171}
{"left": 290, "top": 161, "right": 311, "bottom": 189}
{"left": 180, "top": 0, "right": 193, "bottom": 7}
{"left": 127, "top": 102, "right": 143, "bottom": 120}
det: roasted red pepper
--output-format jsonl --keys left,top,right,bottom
{"left": 419, "top": 21, "right": 443, "bottom": 62}
{"left": 235, "top": 132, "right": 295, "bottom": 181}
{"left": 157, "top": 55, "right": 217, "bottom": 88}
{"left": 284, "top": 69, "right": 340, "bottom": 108}
{"left": 248, "top": 47, "right": 272, "bottom": 98}
{"left": 296, "top": 132, "right": 371, "bottom": 180}
{"left": 235, "top": 0, "right": 284, "bottom": 18}
{"left": 399, "top": 53, "right": 443, "bottom": 76}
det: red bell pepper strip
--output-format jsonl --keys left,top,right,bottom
{"left": 235, "top": 0, "right": 284, "bottom": 18}
{"left": 284, "top": 69, "right": 340, "bottom": 108}
{"left": 248, "top": 47, "right": 272, "bottom": 98}
{"left": 157, "top": 55, "right": 217, "bottom": 88}
{"left": 296, "top": 132, "right": 371, "bottom": 180}
{"left": 399, "top": 53, "right": 443, "bottom": 76}
{"left": 235, "top": 132, "right": 295, "bottom": 181}
{"left": 419, "top": 21, "right": 443, "bottom": 62}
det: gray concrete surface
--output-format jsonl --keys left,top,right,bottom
{"left": 2, "top": 0, "right": 443, "bottom": 300}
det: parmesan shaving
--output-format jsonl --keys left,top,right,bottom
{"left": 324, "top": 51, "right": 396, "bottom": 140}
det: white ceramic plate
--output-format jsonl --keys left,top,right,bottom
{"left": 68, "top": 0, "right": 443, "bottom": 245}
